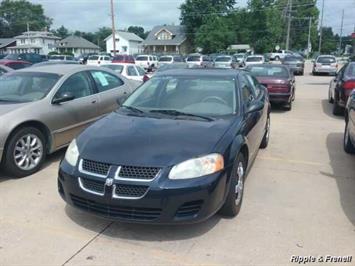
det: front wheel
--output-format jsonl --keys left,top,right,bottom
{"left": 219, "top": 154, "right": 246, "bottom": 217}
{"left": 260, "top": 116, "right": 270, "bottom": 149}
{"left": 2, "top": 127, "right": 46, "bottom": 177}
{"left": 344, "top": 122, "right": 355, "bottom": 154}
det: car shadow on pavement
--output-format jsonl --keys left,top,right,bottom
{"left": 65, "top": 205, "right": 221, "bottom": 241}
{"left": 270, "top": 103, "right": 288, "bottom": 113}
{"left": 321, "top": 99, "right": 344, "bottom": 120}
{"left": 321, "top": 133, "right": 355, "bottom": 226}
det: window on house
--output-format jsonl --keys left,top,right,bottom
{"left": 157, "top": 30, "right": 171, "bottom": 40}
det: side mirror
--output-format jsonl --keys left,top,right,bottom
{"left": 246, "top": 100, "right": 264, "bottom": 114}
{"left": 52, "top": 92, "right": 75, "bottom": 104}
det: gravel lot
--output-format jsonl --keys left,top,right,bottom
{"left": 1, "top": 62, "right": 354, "bottom": 266}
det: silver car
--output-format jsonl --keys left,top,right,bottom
{"left": 213, "top": 55, "right": 237, "bottom": 69}
{"left": 312, "top": 55, "right": 337, "bottom": 76}
{"left": 0, "top": 65, "right": 138, "bottom": 177}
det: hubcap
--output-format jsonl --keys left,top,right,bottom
{"left": 13, "top": 134, "right": 43, "bottom": 171}
{"left": 235, "top": 162, "right": 244, "bottom": 205}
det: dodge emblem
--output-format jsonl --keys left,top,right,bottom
{"left": 105, "top": 178, "right": 114, "bottom": 187}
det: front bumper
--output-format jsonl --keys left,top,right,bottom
{"left": 58, "top": 160, "right": 229, "bottom": 224}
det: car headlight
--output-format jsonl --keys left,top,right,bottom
{"left": 168, "top": 153, "right": 224, "bottom": 180}
{"left": 65, "top": 139, "right": 79, "bottom": 167}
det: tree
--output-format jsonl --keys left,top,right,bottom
{"left": 128, "top": 26, "right": 148, "bottom": 39}
{"left": 196, "top": 16, "right": 235, "bottom": 53}
{"left": 0, "top": 0, "right": 52, "bottom": 38}
{"left": 318, "top": 27, "right": 337, "bottom": 54}
{"left": 180, "top": 0, "right": 236, "bottom": 48}
{"left": 54, "top": 25, "right": 69, "bottom": 39}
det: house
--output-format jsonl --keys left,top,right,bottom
{"left": 7, "top": 31, "right": 60, "bottom": 55}
{"left": 56, "top": 36, "right": 100, "bottom": 57}
{"left": 0, "top": 38, "right": 16, "bottom": 54}
{"left": 105, "top": 31, "right": 143, "bottom": 55}
{"left": 142, "top": 25, "right": 189, "bottom": 54}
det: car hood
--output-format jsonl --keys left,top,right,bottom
{"left": 77, "top": 112, "right": 234, "bottom": 167}
{"left": 0, "top": 102, "right": 28, "bottom": 116}
{"left": 256, "top": 76, "right": 289, "bottom": 85}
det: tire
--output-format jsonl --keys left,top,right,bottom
{"left": 300, "top": 71, "right": 304, "bottom": 76}
{"left": 219, "top": 153, "right": 246, "bottom": 217}
{"left": 284, "top": 100, "right": 292, "bottom": 111}
{"left": 328, "top": 89, "right": 334, "bottom": 103}
{"left": 332, "top": 94, "right": 343, "bottom": 116}
{"left": 312, "top": 71, "right": 317, "bottom": 76}
{"left": 2, "top": 127, "right": 46, "bottom": 177}
{"left": 260, "top": 116, "right": 270, "bottom": 149}
{"left": 344, "top": 122, "right": 355, "bottom": 154}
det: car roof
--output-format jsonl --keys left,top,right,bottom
{"left": 16, "top": 64, "right": 100, "bottom": 75}
{"left": 155, "top": 68, "right": 240, "bottom": 77}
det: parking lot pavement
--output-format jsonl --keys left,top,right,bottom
{"left": 1, "top": 62, "right": 354, "bottom": 266}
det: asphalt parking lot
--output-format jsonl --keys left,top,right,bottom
{"left": 0, "top": 62, "right": 354, "bottom": 266}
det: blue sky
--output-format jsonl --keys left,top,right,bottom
{"left": 31, "top": 0, "right": 354, "bottom": 35}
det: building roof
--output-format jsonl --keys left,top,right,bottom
{"left": 143, "top": 25, "right": 186, "bottom": 46}
{"left": 7, "top": 44, "right": 42, "bottom": 49}
{"left": 0, "top": 38, "right": 16, "bottom": 49}
{"left": 15, "top": 31, "right": 61, "bottom": 40}
{"left": 105, "top": 31, "right": 143, "bottom": 42}
{"left": 56, "top": 36, "right": 100, "bottom": 50}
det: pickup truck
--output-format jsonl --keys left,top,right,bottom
{"left": 269, "top": 50, "right": 293, "bottom": 61}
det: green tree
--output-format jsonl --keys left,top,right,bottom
{"left": 0, "top": 0, "right": 52, "bottom": 38}
{"left": 54, "top": 25, "right": 69, "bottom": 39}
{"left": 196, "top": 15, "right": 235, "bottom": 53}
{"left": 180, "top": 0, "right": 236, "bottom": 49}
{"left": 318, "top": 27, "right": 337, "bottom": 54}
{"left": 128, "top": 26, "right": 148, "bottom": 39}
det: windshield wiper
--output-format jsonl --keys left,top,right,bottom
{"left": 122, "top": 105, "right": 144, "bottom": 114}
{"left": 150, "top": 109, "right": 214, "bottom": 121}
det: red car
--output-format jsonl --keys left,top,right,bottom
{"left": 112, "top": 55, "right": 135, "bottom": 64}
{"left": 246, "top": 64, "right": 295, "bottom": 110}
{"left": 0, "top": 59, "right": 32, "bottom": 70}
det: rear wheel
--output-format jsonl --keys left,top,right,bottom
{"left": 219, "top": 154, "right": 246, "bottom": 217}
{"left": 2, "top": 127, "right": 46, "bottom": 177}
{"left": 284, "top": 100, "right": 293, "bottom": 111}
{"left": 344, "top": 122, "right": 355, "bottom": 154}
{"left": 328, "top": 89, "right": 334, "bottom": 103}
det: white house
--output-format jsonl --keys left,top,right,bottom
{"left": 105, "top": 31, "right": 143, "bottom": 55}
{"left": 7, "top": 31, "right": 60, "bottom": 55}
{"left": 56, "top": 36, "right": 100, "bottom": 57}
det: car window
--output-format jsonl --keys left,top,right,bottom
{"left": 127, "top": 66, "right": 138, "bottom": 76}
{"left": 136, "top": 56, "right": 148, "bottom": 61}
{"left": 104, "top": 56, "right": 110, "bottom": 61}
{"left": 245, "top": 74, "right": 261, "bottom": 96}
{"left": 239, "top": 74, "right": 255, "bottom": 105}
{"left": 317, "top": 56, "right": 336, "bottom": 64}
{"left": 90, "top": 70, "right": 123, "bottom": 92}
{"left": 55, "top": 72, "right": 93, "bottom": 100}
{"left": 136, "top": 66, "right": 145, "bottom": 76}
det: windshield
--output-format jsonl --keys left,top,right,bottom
{"left": 0, "top": 72, "right": 60, "bottom": 103}
{"left": 123, "top": 76, "right": 236, "bottom": 116}
{"left": 317, "top": 56, "right": 336, "bottom": 64}
{"left": 186, "top": 56, "right": 201, "bottom": 62}
{"left": 247, "top": 66, "right": 289, "bottom": 78}
{"left": 159, "top": 57, "right": 173, "bottom": 62}
{"left": 4, "top": 54, "right": 19, "bottom": 60}
{"left": 102, "top": 64, "right": 124, "bottom": 73}
{"left": 246, "top": 56, "right": 263, "bottom": 62}
{"left": 284, "top": 56, "right": 303, "bottom": 62}
{"left": 49, "top": 55, "right": 64, "bottom": 60}
{"left": 136, "top": 56, "right": 148, "bottom": 61}
{"left": 215, "top": 57, "right": 231, "bottom": 62}
{"left": 235, "top": 54, "right": 244, "bottom": 59}
{"left": 88, "top": 55, "right": 99, "bottom": 60}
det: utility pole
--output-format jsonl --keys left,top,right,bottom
{"left": 110, "top": 0, "right": 117, "bottom": 56}
{"left": 285, "top": 0, "right": 293, "bottom": 50}
{"left": 318, "top": 0, "right": 325, "bottom": 53}
{"left": 339, "top": 9, "right": 344, "bottom": 54}
{"left": 307, "top": 17, "right": 312, "bottom": 58}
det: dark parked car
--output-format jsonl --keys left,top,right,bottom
{"left": 58, "top": 69, "right": 271, "bottom": 224}
{"left": 0, "top": 65, "right": 12, "bottom": 76}
{"left": 344, "top": 90, "right": 355, "bottom": 154}
{"left": 246, "top": 64, "right": 295, "bottom": 110}
{"left": 328, "top": 62, "right": 355, "bottom": 115}
{"left": 32, "top": 60, "right": 80, "bottom": 67}
{"left": 282, "top": 55, "right": 305, "bottom": 75}
{"left": 5, "top": 53, "right": 44, "bottom": 64}
{"left": 0, "top": 54, "right": 7, "bottom": 60}
{"left": 0, "top": 59, "right": 32, "bottom": 70}
{"left": 112, "top": 55, "right": 135, "bottom": 64}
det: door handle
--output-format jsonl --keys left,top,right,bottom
{"left": 123, "top": 91, "right": 127, "bottom": 95}
{"left": 91, "top": 100, "right": 97, "bottom": 104}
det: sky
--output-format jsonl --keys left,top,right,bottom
{"left": 30, "top": 0, "right": 354, "bottom": 35}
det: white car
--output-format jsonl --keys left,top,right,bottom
{"left": 244, "top": 55, "right": 265, "bottom": 66}
{"left": 135, "top": 55, "right": 158, "bottom": 70}
{"left": 86, "top": 55, "right": 112, "bottom": 66}
{"left": 101, "top": 63, "right": 147, "bottom": 82}
{"left": 157, "top": 55, "right": 184, "bottom": 67}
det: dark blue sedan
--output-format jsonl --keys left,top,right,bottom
{"left": 344, "top": 89, "right": 355, "bottom": 153}
{"left": 58, "top": 69, "right": 271, "bottom": 224}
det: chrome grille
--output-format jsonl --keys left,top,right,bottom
{"left": 78, "top": 177, "right": 105, "bottom": 196}
{"left": 81, "top": 159, "right": 110, "bottom": 176}
{"left": 117, "top": 166, "right": 161, "bottom": 180}
{"left": 113, "top": 184, "right": 149, "bottom": 198}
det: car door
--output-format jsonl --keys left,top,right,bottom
{"left": 89, "top": 70, "right": 128, "bottom": 116}
{"left": 239, "top": 73, "right": 265, "bottom": 157}
{"left": 51, "top": 71, "right": 99, "bottom": 148}
{"left": 332, "top": 65, "right": 347, "bottom": 99}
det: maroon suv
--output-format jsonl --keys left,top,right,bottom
{"left": 0, "top": 59, "right": 32, "bottom": 70}
{"left": 246, "top": 64, "right": 295, "bottom": 110}
{"left": 112, "top": 55, "right": 135, "bottom": 64}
